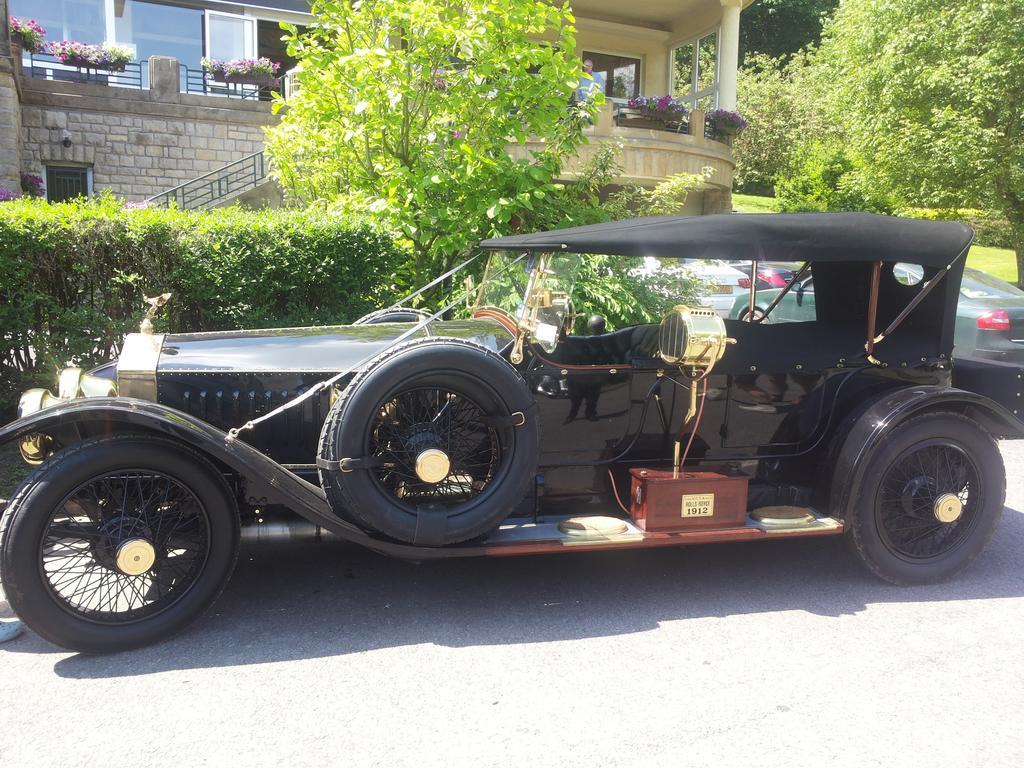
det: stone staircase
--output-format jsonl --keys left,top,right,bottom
{"left": 145, "top": 150, "right": 280, "bottom": 210}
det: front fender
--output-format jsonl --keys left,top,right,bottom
{"left": 828, "top": 385, "right": 1021, "bottom": 519}
{"left": 1, "top": 397, "right": 344, "bottom": 531}
{"left": 0, "top": 398, "right": 489, "bottom": 560}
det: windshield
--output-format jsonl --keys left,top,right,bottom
{"left": 474, "top": 252, "right": 581, "bottom": 352}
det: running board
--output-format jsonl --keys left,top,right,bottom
{"left": 238, "top": 510, "right": 843, "bottom": 555}
{"left": 480, "top": 513, "right": 844, "bottom": 556}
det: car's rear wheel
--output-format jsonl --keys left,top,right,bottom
{"left": 319, "top": 339, "right": 539, "bottom": 545}
{"left": 845, "top": 413, "right": 1004, "bottom": 585}
{"left": 0, "top": 435, "right": 239, "bottom": 652}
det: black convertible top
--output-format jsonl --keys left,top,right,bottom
{"left": 480, "top": 212, "right": 974, "bottom": 269}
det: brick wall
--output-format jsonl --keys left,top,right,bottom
{"left": 15, "top": 56, "right": 277, "bottom": 201}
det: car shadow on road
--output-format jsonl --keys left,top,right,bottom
{"left": 9, "top": 506, "right": 1024, "bottom": 677}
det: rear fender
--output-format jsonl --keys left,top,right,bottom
{"left": 827, "top": 385, "right": 1021, "bottom": 520}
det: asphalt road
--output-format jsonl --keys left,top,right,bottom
{"left": 2, "top": 444, "right": 1023, "bottom": 768}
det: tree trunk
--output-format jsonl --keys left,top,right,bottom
{"left": 1011, "top": 220, "right": 1024, "bottom": 289}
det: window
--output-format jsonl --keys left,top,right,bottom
{"left": 46, "top": 166, "right": 92, "bottom": 202}
{"left": 581, "top": 51, "right": 641, "bottom": 100}
{"left": 11, "top": 0, "right": 104, "bottom": 43}
{"left": 205, "top": 10, "right": 255, "bottom": 62}
{"left": 114, "top": 1, "right": 203, "bottom": 72}
{"left": 671, "top": 29, "right": 719, "bottom": 110}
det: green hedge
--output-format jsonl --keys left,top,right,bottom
{"left": 0, "top": 196, "right": 405, "bottom": 413}
{"left": 897, "top": 207, "right": 1014, "bottom": 249}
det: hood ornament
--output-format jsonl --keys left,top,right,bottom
{"left": 140, "top": 293, "right": 172, "bottom": 334}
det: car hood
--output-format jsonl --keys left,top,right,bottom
{"left": 155, "top": 318, "right": 514, "bottom": 374}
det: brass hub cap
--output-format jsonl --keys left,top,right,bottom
{"left": 933, "top": 493, "right": 964, "bottom": 524}
{"left": 115, "top": 538, "right": 157, "bottom": 576}
{"left": 414, "top": 448, "right": 451, "bottom": 484}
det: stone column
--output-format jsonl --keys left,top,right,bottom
{"left": 718, "top": 0, "right": 743, "bottom": 112}
{"left": 148, "top": 56, "right": 181, "bottom": 103}
{"left": 0, "top": 0, "right": 24, "bottom": 196}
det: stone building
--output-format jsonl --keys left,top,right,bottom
{"left": 1, "top": 0, "right": 753, "bottom": 211}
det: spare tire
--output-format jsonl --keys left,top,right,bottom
{"left": 318, "top": 338, "right": 539, "bottom": 546}
{"left": 352, "top": 307, "right": 432, "bottom": 325}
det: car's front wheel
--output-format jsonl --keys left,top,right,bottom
{"left": 845, "top": 413, "right": 1004, "bottom": 585}
{"left": 0, "top": 435, "right": 239, "bottom": 652}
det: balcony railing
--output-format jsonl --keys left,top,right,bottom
{"left": 180, "top": 66, "right": 277, "bottom": 102}
{"left": 22, "top": 52, "right": 144, "bottom": 90}
{"left": 145, "top": 151, "right": 267, "bottom": 210}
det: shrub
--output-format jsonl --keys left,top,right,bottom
{"left": 774, "top": 140, "right": 896, "bottom": 214}
{"left": 0, "top": 196, "right": 405, "bottom": 412}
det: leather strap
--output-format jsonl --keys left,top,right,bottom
{"left": 316, "top": 456, "right": 386, "bottom": 472}
{"left": 413, "top": 505, "right": 448, "bottom": 547}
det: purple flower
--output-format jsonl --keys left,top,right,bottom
{"left": 451, "top": 129, "right": 464, "bottom": 139}
{"left": 0, "top": 187, "right": 22, "bottom": 202}
{"left": 47, "top": 41, "right": 133, "bottom": 69}
{"left": 706, "top": 109, "right": 749, "bottom": 132}
{"left": 626, "top": 95, "right": 688, "bottom": 120}
{"left": 202, "top": 57, "right": 281, "bottom": 78}
{"left": 8, "top": 17, "right": 46, "bottom": 53}
{"left": 20, "top": 172, "right": 44, "bottom": 197}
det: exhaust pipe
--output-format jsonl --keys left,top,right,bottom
{"left": 240, "top": 514, "right": 336, "bottom": 545}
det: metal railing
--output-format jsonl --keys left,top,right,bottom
{"left": 22, "top": 52, "right": 144, "bottom": 90}
{"left": 180, "top": 66, "right": 277, "bottom": 101}
{"left": 145, "top": 151, "right": 267, "bottom": 210}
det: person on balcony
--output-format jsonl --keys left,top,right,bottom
{"left": 576, "top": 59, "right": 605, "bottom": 103}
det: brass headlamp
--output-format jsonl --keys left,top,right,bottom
{"left": 17, "top": 367, "right": 117, "bottom": 464}
{"left": 658, "top": 305, "right": 736, "bottom": 469}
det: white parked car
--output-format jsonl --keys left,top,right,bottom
{"left": 682, "top": 259, "right": 751, "bottom": 317}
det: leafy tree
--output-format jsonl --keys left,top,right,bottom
{"left": 739, "top": 0, "right": 838, "bottom": 63}
{"left": 815, "top": 0, "right": 1024, "bottom": 282}
{"left": 266, "top": 0, "right": 595, "bottom": 285}
{"left": 733, "top": 52, "right": 824, "bottom": 193}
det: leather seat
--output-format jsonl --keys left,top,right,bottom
{"left": 545, "top": 324, "right": 660, "bottom": 366}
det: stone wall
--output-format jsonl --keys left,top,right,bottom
{"left": 0, "top": 0, "right": 23, "bottom": 195}
{"left": 16, "top": 56, "right": 277, "bottom": 201}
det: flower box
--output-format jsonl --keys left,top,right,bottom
{"left": 61, "top": 57, "right": 127, "bottom": 72}
{"left": 617, "top": 107, "right": 688, "bottom": 133}
{"left": 202, "top": 57, "right": 281, "bottom": 88}
{"left": 212, "top": 72, "right": 280, "bottom": 87}
{"left": 705, "top": 109, "right": 749, "bottom": 136}
{"left": 47, "top": 41, "right": 134, "bottom": 71}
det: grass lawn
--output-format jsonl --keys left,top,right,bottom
{"left": 732, "top": 192, "right": 782, "bottom": 214}
{"left": 731, "top": 193, "right": 1019, "bottom": 285}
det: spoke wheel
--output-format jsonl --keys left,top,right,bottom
{"left": 319, "top": 338, "right": 540, "bottom": 545}
{"left": 876, "top": 441, "right": 980, "bottom": 560}
{"left": 41, "top": 470, "right": 211, "bottom": 624}
{"left": 842, "top": 412, "right": 1004, "bottom": 585}
{"left": 369, "top": 386, "right": 501, "bottom": 505}
{"left": 1, "top": 435, "right": 239, "bottom": 652}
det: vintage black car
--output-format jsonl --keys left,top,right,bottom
{"left": 2, "top": 213, "right": 1022, "bottom": 652}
